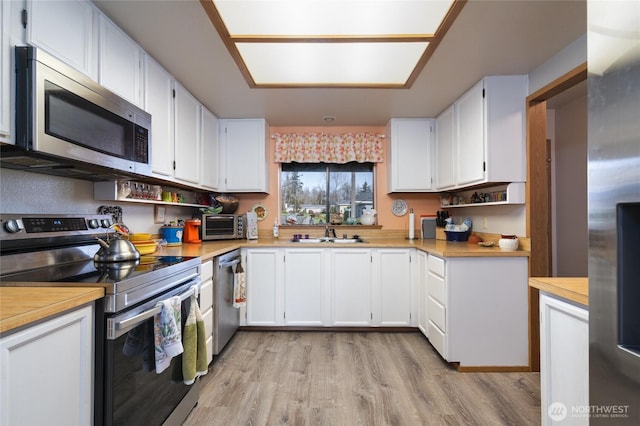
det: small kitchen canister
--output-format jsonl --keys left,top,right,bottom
{"left": 498, "top": 234, "right": 519, "bottom": 251}
{"left": 161, "top": 224, "right": 184, "bottom": 246}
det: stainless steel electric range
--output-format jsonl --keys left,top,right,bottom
{"left": 0, "top": 213, "right": 203, "bottom": 426}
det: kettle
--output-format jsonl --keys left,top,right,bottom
{"left": 94, "top": 236, "right": 141, "bottom": 262}
{"left": 360, "top": 208, "right": 377, "bottom": 225}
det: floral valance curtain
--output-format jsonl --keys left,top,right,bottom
{"left": 273, "top": 132, "right": 384, "bottom": 163}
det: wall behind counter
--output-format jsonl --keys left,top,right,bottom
{"left": 0, "top": 168, "right": 192, "bottom": 234}
{"left": 234, "top": 126, "right": 441, "bottom": 234}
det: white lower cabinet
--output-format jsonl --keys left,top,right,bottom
{"left": 199, "top": 259, "right": 214, "bottom": 365}
{"left": 427, "top": 254, "right": 529, "bottom": 367}
{"left": 331, "top": 248, "right": 373, "bottom": 326}
{"left": 539, "top": 293, "right": 588, "bottom": 426}
{"left": 241, "top": 248, "right": 416, "bottom": 328}
{"left": 427, "top": 254, "right": 447, "bottom": 357}
{"left": 244, "top": 248, "right": 283, "bottom": 326}
{"left": 0, "top": 304, "right": 94, "bottom": 426}
{"left": 283, "top": 249, "right": 325, "bottom": 326}
{"left": 373, "top": 249, "right": 413, "bottom": 326}
{"left": 416, "top": 250, "right": 429, "bottom": 336}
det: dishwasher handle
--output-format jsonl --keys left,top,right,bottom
{"left": 219, "top": 258, "right": 240, "bottom": 269}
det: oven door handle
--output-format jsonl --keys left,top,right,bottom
{"left": 219, "top": 258, "right": 240, "bottom": 269}
{"left": 115, "top": 285, "right": 198, "bottom": 331}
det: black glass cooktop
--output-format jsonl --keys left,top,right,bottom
{"left": 1, "top": 256, "right": 197, "bottom": 284}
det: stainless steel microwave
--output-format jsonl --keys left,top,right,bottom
{"left": 201, "top": 214, "right": 246, "bottom": 240}
{"left": 10, "top": 46, "right": 151, "bottom": 177}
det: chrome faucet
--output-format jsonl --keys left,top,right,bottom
{"left": 325, "top": 225, "right": 337, "bottom": 238}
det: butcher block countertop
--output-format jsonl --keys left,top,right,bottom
{"left": 0, "top": 287, "right": 104, "bottom": 334}
{"left": 529, "top": 277, "right": 589, "bottom": 306}
{"left": 159, "top": 237, "right": 530, "bottom": 262}
{"left": 0, "top": 234, "right": 528, "bottom": 333}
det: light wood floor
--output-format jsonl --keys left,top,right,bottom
{"left": 184, "top": 331, "right": 540, "bottom": 425}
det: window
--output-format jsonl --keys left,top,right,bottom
{"left": 280, "top": 162, "right": 374, "bottom": 225}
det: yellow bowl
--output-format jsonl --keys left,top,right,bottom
{"left": 129, "top": 233, "right": 152, "bottom": 242}
{"left": 133, "top": 241, "right": 158, "bottom": 255}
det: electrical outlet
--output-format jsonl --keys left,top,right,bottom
{"left": 482, "top": 216, "right": 488, "bottom": 229}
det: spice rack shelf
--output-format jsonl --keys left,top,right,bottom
{"left": 440, "top": 182, "right": 525, "bottom": 208}
{"left": 93, "top": 181, "right": 210, "bottom": 208}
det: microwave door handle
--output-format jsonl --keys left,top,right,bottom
{"left": 114, "top": 285, "right": 199, "bottom": 331}
{"left": 219, "top": 259, "right": 240, "bottom": 269}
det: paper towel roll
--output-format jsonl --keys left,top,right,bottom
{"left": 409, "top": 209, "right": 415, "bottom": 240}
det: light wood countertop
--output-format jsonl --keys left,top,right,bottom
{"left": 0, "top": 287, "right": 104, "bottom": 334}
{"left": 158, "top": 237, "right": 530, "bottom": 261}
{"left": 0, "top": 237, "right": 527, "bottom": 333}
{"left": 529, "top": 277, "right": 588, "bottom": 306}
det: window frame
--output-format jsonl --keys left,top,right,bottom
{"left": 279, "top": 162, "right": 375, "bottom": 226}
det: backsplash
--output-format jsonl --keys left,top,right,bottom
{"left": 0, "top": 169, "right": 192, "bottom": 234}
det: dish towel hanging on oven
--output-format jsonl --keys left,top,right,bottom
{"left": 182, "top": 291, "right": 208, "bottom": 385}
{"left": 233, "top": 262, "right": 246, "bottom": 308}
{"left": 153, "top": 295, "right": 183, "bottom": 374}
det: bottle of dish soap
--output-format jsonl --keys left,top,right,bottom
{"left": 272, "top": 220, "right": 279, "bottom": 238}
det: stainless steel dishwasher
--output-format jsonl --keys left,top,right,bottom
{"left": 213, "top": 249, "right": 241, "bottom": 355}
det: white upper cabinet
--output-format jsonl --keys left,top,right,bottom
{"left": 201, "top": 107, "right": 220, "bottom": 190}
{"left": 145, "top": 55, "right": 174, "bottom": 178}
{"left": 435, "top": 105, "right": 455, "bottom": 190}
{"left": 219, "top": 119, "right": 269, "bottom": 193}
{"left": 26, "top": 0, "right": 97, "bottom": 80}
{"left": 98, "top": 13, "right": 143, "bottom": 107}
{"left": 385, "top": 118, "right": 434, "bottom": 193}
{"left": 454, "top": 75, "right": 528, "bottom": 188}
{"left": 455, "top": 80, "right": 485, "bottom": 185}
{"left": 174, "top": 81, "right": 202, "bottom": 185}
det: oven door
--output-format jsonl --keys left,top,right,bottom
{"left": 101, "top": 278, "right": 200, "bottom": 425}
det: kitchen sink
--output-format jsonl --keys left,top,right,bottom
{"left": 289, "top": 237, "right": 366, "bottom": 244}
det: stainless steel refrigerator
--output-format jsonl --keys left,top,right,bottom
{"left": 588, "top": 1, "right": 640, "bottom": 423}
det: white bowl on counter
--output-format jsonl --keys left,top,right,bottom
{"left": 498, "top": 237, "right": 519, "bottom": 251}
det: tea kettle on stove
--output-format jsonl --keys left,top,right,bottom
{"left": 94, "top": 235, "right": 141, "bottom": 262}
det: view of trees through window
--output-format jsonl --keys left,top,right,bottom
{"left": 280, "top": 162, "right": 374, "bottom": 225}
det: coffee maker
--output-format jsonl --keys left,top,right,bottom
{"left": 183, "top": 219, "right": 201, "bottom": 243}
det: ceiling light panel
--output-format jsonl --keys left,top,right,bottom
{"left": 213, "top": 0, "right": 455, "bottom": 36}
{"left": 236, "top": 41, "right": 429, "bottom": 85}
{"left": 202, "top": 0, "right": 465, "bottom": 87}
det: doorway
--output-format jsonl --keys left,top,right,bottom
{"left": 526, "top": 62, "right": 588, "bottom": 371}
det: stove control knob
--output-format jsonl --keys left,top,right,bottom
{"left": 4, "top": 219, "right": 24, "bottom": 234}
{"left": 100, "top": 219, "right": 111, "bottom": 228}
{"left": 87, "top": 219, "right": 100, "bottom": 229}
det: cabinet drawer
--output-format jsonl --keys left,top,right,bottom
{"left": 199, "top": 279, "right": 213, "bottom": 311}
{"left": 202, "top": 260, "right": 214, "bottom": 281}
{"left": 428, "top": 320, "right": 447, "bottom": 359}
{"left": 428, "top": 296, "right": 446, "bottom": 332}
{"left": 428, "top": 255, "right": 445, "bottom": 278}
{"left": 428, "top": 273, "right": 445, "bottom": 305}
{"left": 202, "top": 307, "right": 213, "bottom": 338}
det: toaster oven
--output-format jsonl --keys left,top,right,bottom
{"left": 201, "top": 214, "right": 245, "bottom": 240}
